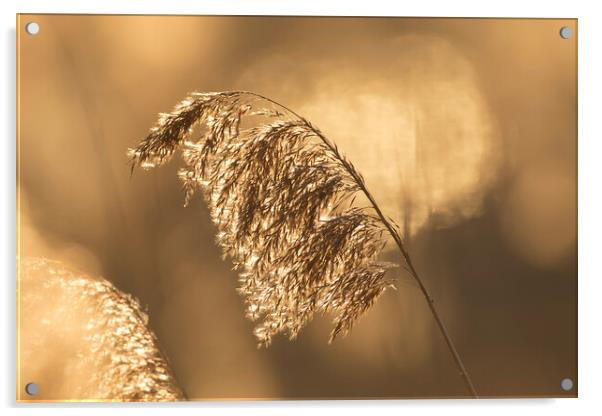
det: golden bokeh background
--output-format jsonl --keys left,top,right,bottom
{"left": 17, "top": 15, "right": 577, "bottom": 399}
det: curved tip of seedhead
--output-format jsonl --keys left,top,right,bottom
{"left": 127, "top": 146, "right": 164, "bottom": 175}
{"left": 253, "top": 326, "right": 272, "bottom": 349}
{"left": 256, "top": 339, "right": 271, "bottom": 349}
{"left": 127, "top": 148, "right": 140, "bottom": 177}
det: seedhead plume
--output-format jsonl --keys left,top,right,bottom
{"left": 129, "top": 91, "right": 398, "bottom": 346}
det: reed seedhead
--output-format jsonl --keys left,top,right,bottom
{"left": 20, "top": 257, "right": 184, "bottom": 401}
{"left": 129, "top": 91, "right": 397, "bottom": 346}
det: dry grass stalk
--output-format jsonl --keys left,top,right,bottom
{"left": 129, "top": 91, "right": 477, "bottom": 396}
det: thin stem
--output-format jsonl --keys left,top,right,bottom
{"left": 354, "top": 180, "right": 478, "bottom": 398}
{"left": 240, "top": 91, "right": 478, "bottom": 398}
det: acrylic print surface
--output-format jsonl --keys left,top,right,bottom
{"left": 16, "top": 15, "right": 577, "bottom": 401}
